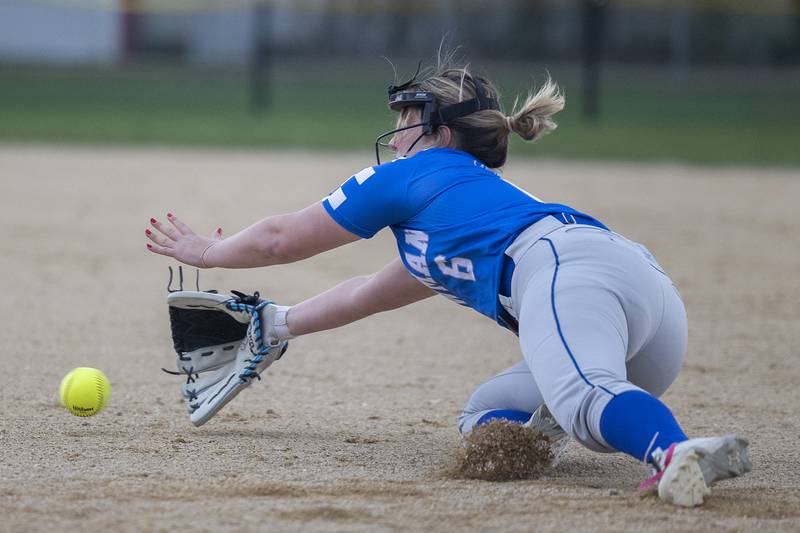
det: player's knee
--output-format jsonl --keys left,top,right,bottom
{"left": 458, "top": 388, "right": 492, "bottom": 435}
{"left": 461, "top": 387, "right": 485, "bottom": 417}
{"left": 459, "top": 380, "right": 527, "bottom": 435}
{"left": 457, "top": 410, "right": 481, "bottom": 435}
{"left": 460, "top": 375, "right": 511, "bottom": 417}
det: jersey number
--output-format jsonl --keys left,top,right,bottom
{"left": 434, "top": 255, "right": 476, "bottom": 281}
{"left": 405, "top": 230, "right": 475, "bottom": 282}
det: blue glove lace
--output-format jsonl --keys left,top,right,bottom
{"left": 225, "top": 297, "right": 277, "bottom": 385}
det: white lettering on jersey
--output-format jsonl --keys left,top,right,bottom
{"left": 403, "top": 229, "right": 433, "bottom": 282}
{"left": 435, "top": 255, "right": 476, "bottom": 281}
{"left": 401, "top": 229, "right": 470, "bottom": 305}
{"left": 328, "top": 167, "right": 375, "bottom": 209}
{"left": 404, "top": 229, "right": 429, "bottom": 254}
{"left": 404, "top": 252, "right": 431, "bottom": 277}
{"left": 326, "top": 187, "right": 347, "bottom": 210}
{"left": 354, "top": 167, "right": 376, "bottom": 184}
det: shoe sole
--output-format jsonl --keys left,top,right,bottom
{"left": 658, "top": 449, "right": 710, "bottom": 507}
{"left": 658, "top": 435, "right": 751, "bottom": 507}
{"left": 694, "top": 435, "right": 751, "bottom": 486}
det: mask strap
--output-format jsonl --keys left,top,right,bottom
{"left": 404, "top": 131, "right": 427, "bottom": 157}
{"left": 374, "top": 121, "right": 428, "bottom": 165}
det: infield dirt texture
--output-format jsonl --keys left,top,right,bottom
{"left": 1, "top": 145, "right": 798, "bottom": 531}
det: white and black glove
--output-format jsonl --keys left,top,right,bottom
{"left": 165, "top": 290, "right": 291, "bottom": 426}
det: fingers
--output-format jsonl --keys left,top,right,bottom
{"left": 146, "top": 242, "right": 173, "bottom": 257}
{"left": 167, "top": 212, "right": 194, "bottom": 236}
{"left": 145, "top": 228, "right": 172, "bottom": 248}
{"left": 146, "top": 214, "right": 220, "bottom": 261}
{"left": 150, "top": 217, "right": 181, "bottom": 241}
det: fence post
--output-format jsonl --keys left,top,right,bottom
{"left": 250, "top": 0, "right": 271, "bottom": 114}
{"left": 581, "top": 0, "right": 606, "bottom": 121}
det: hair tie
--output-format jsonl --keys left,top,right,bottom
{"left": 505, "top": 115, "right": 514, "bottom": 133}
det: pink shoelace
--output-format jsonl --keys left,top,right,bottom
{"left": 639, "top": 442, "right": 677, "bottom": 490}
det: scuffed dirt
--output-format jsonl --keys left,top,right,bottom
{"left": 450, "top": 420, "right": 555, "bottom": 481}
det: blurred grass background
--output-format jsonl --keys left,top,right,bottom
{"left": 3, "top": 62, "right": 798, "bottom": 166}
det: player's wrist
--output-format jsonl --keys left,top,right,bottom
{"left": 264, "top": 304, "right": 295, "bottom": 341}
{"left": 199, "top": 241, "right": 218, "bottom": 268}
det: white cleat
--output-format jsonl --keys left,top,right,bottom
{"left": 524, "top": 404, "right": 569, "bottom": 465}
{"left": 524, "top": 404, "right": 567, "bottom": 441}
{"left": 642, "top": 435, "right": 751, "bottom": 507}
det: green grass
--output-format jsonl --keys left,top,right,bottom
{"left": 1, "top": 65, "right": 798, "bottom": 166}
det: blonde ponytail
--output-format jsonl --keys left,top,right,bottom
{"left": 507, "top": 77, "right": 564, "bottom": 142}
{"left": 407, "top": 57, "right": 565, "bottom": 168}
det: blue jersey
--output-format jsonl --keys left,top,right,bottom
{"left": 321, "top": 148, "right": 607, "bottom": 326}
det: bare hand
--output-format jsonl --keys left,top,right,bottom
{"left": 145, "top": 213, "right": 223, "bottom": 268}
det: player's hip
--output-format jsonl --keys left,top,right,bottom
{"left": 500, "top": 216, "right": 683, "bottom": 341}
{"left": 508, "top": 220, "right": 673, "bottom": 291}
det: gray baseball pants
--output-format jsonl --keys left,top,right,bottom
{"left": 458, "top": 219, "right": 688, "bottom": 452}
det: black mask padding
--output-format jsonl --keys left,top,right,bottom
{"left": 431, "top": 78, "right": 499, "bottom": 127}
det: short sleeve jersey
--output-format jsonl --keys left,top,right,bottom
{"left": 322, "top": 148, "right": 607, "bottom": 326}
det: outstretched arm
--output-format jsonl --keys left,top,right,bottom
{"left": 286, "top": 258, "right": 436, "bottom": 336}
{"left": 146, "top": 203, "right": 359, "bottom": 268}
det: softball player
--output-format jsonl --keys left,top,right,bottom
{"left": 146, "top": 61, "right": 750, "bottom": 507}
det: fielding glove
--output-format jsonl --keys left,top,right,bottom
{"left": 166, "top": 290, "right": 289, "bottom": 426}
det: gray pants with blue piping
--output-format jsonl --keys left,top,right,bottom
{"left": 459, "top": 218, "right": 688, "bottom": 452}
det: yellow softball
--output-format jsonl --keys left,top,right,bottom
{"left": 59, "top": 367, "right": 111, "bottom": 417}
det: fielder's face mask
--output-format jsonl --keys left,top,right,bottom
{"left": 374, "top": 67, "right": 500, "bottom": 164}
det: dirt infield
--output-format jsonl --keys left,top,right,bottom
{"left": 1, "top": 144, "right": 798, "bottom": 532}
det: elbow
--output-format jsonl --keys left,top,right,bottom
{"left": 254, "top": 221, "right": 300, "bottom": 265}
{"left": 263, "top": 235, "right": 304, "bottom": 264}
{"left": 273, "top": 238, "right": 305, "bottom": 264}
